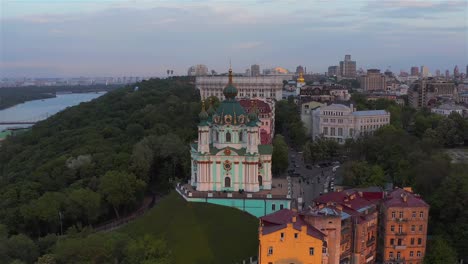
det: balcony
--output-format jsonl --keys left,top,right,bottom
{"left": 394, "top": 245, "right": 407, "bottom": 250}
{"left": 395, "top": 218, "right": 408, "bottom": 222}
{"left": 366, "top": 237, "right": 376, "bottom": 247}
{"left": 395, "top": 232, "right": 407, "bottom": 236}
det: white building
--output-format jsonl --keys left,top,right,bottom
{"left": 313, "top": 104, "right": 390, "bottom": 143}
{"left": 188, "top": 64, "right": 209, "bottom": 76}
{"left": 196, "top": 75, "right": 286, "bottom": 101}
{"left": 431, "top": 103, "right": 466, "bottom": 117}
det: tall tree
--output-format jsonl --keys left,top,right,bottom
{"left": 272, "top": 135, "right": 289, "bottom": 176}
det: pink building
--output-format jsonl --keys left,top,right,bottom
{"left": 239, "top": 98, "right": 275, "bottom": 144}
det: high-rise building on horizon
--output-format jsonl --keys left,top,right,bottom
{"left": 251, "top": 64, "right": 260, "bottom": 77}
{"left": 420, "top": 66, "right": 429, "bottom": 77}
{"left": 445, "top": 70, "right": 450, "bottom": 80}
{"left": 359, "top": 69, "right": 386, "bottom": 91}
{"left": 327, "top": 66, "right": 340, "bottom": 76}
{"left": 296, "top": 65, "right": 304, "bottom": 75}
{"left": 188, "top": 64, "right": 209, "bottom": 76}
{"left": 435, "top": 69, "right": 441, "bottom": 77}
{"left": 466, "top": 65, "right": 468, "bottom": 76}
{"left": 454, "top": 65, "right": 459, "bottom": 78}
{"left": 410, "top": 66, "right": 419, "bottom": 76}
{"left": 339, "top": 55, "right": 357, "bottom": 78}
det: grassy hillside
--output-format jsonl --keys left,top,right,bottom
{"left": 119, "top": 191, "right": 259, "bottom": 264}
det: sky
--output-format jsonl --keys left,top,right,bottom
{"left": 0, "top": 0, "right": 467, "bottom": 77}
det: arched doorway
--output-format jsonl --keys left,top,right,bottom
{"left": 224, "top": 177, "right": 231, "bottom": 187}
{"left": 258, "top": 175, "right": 263, "bottom": 186}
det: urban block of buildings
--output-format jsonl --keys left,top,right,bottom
{"left": 196, "top": 75, "right": 286, "bottom": 101}
{"left": 258, "top": 187, "right": 429, "bottom": 264}
{"left": 304, "top": 104, "right": 390, "bottom": 143}
{"left": 408, "top": 79, "right": 457, "bottom": 109}
{"left": 177, "top": 69, "right": 291, "bottom": 217}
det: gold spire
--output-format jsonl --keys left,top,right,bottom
{"left": 228, "top": 67, "right": 233, "bottom": 84}
{"left": 297, "top": 72, "right": 305, "bottom": 83}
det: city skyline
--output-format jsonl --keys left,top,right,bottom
{"left": 1, "top": 0, "right": 467, "bottom": 77}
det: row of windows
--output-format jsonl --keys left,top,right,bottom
{"left": 389, "top": 250, "right": 422, "bottom": 259}
{"left": 322, "top": 111, "right": 345, "bottom": 116}
{"left": 362, "top": 117, "right": 389, "bottom": 123}
{"left": 390, "top": 237, "right": 423, "bottom": 246}
{"left": 389, "top": 224, "right": 424, "bottom": 233}
{"left": 360, "top": 124, "right": 384, "bottom": 130}
{"left": 271, "top": 204, "right": 284, "bottom": 211}
{"left": 391, "top": 211, "right": 425, "bottom": 219}
{"left": 267, "top": 246, "right": 318, "bottom": 256}
{"left": 323, "top": 118, "right": 345, "bottom": 123}
{"left": 323, "top": 127, "right": 344, "bottom": 136}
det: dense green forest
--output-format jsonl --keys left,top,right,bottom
{"left": 0, "top": 77, "right": 201, "bottom": 263}
{"left": 0, "top": 85, "right": 122, "bottom": 110}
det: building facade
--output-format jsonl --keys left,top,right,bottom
{"left": 299, "top": 84, "right": 350, "bottom": 102}
{"left": 431, "top": 102, "right": 466, "bottom": 117}
{"left": 188, "top": 64, "right": 209, "bottom": 76}
{"left": 239, "top": 98, "right": 275, "bottom": 144}
{"left": 315, "top": 104, "right": 390, "bottom": 143}
{"left": 359, "top": 69, "right": 386, "bottom": 91}
{"left": 328, "top": 66, "right": 340, "bottom": 76}
{"left": 381, "top": 188, "right": 429, "bottom": 264}
{"left": 420, "top": 66, "right": 429, "bottom": 78}
{"left": 259, "top": 209, "right": 326, "bottom": 264}
{"left": 301, "top": 101, "right": 325, "bottom": 136}
{"left": 410, "top": 67, "right": 419, "bottom": 77}
{"left": 408, "top": 79, "right": 457, "bottom": 109}
{"left": 340, "top": 55, "right": 357, "bottom": 78}
{"left": 251, "top": 64, "right": 261, "bottom": 77}
{"left": 191, "top": 69, "right": 272, "bottom": 192}
{"left": 196, "top": 75, "right": 285, "bottom": 101}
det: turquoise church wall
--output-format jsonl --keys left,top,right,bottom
{"left": 177, "top": 188, "right": 291, "bottom": 218}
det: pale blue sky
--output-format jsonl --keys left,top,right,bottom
{"left": 1, "top": 0, "right": 467, "bottom": 77}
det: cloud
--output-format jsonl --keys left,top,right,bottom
{"left": 363, "top": 0, "right": 467, "bottom": 19}
{"left": 232, "top": 41, "right": 263, "bottom": 50}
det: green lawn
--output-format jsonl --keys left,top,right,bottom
{"left": 119, "top": 191, "right": 259, "bottom": 264}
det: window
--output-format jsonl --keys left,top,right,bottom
{"left": 338, "top": 128, "right": 343, "bottom": 136}
{"left": 418, "top": 238, "right": 422, "bottom": 245}
{"left": 412, "top": 211, "right": 416, "bottom": 218}
{"left": 322, "top": 247, "right": 327, "bottom": 254}
{"left": 224, "top": 177, "right": 231, "bottom": 187}
{"left": 268, "top": 247, "right": 273, "bottom": 255}
{"left": 411, "top": 225, "right": 415, "bottom": 232}
{"left": 272, "top": 204, "right": 276, "bottom": 211}
{"left": 390, "top": 238, "right": 394, "bottom": 245}
{"left": 399, "top": 211, "right": 404, "bottom": 218}
{"left": 389, "top": 252, "right": 394, "bottom": 258}
{"left": 309, "top": 247, "right": 314, "bottom": 256}
{"left": 391, "top": 225, "right": 395, "bottom": 232}
{"left": 239, "top": 132, "right": 243, "bottom": 142}
{"left": 258, "top": 175, "right": 263, "bottom": 187}
{"left": 226, "top": 132, "right": 231, "bottom": 142}
{"left": 338, "top": 119, "right": 343, "bottom": 123}
{"left": 411, "top": 238, "right": 415, "bottom": 245}
{"left": 280, "top": 233, "right": 284, "bottom": 240}
{"left": 420, "top": 211, "right": 424, "bottom": 218}
{"left": 419, "top": 225, "right": 423, "bottom": 232}
{"left": 392, "top": 211, "right": 396, "bottom": 219}
{"left": 410, "top": 251, "right": 414, "bottom": 257}
{"left": 331, "top": 128, "right": 335, "bottom": 136}
{"left": 397, "top": 252, "right": 401, "bottom": 260}
{"left": 323, "top": 127, "right": 328, "bottom": 135}
{"left": 397, "top": 239, "right": 402, "bottom": 246}
{"left": 294, "top": 233, "right": 298, "bottom": 239}
{"left": 398, "top": 225, "right": 403, "bottom": 233}
{"left": 280, "top": 204, "right": 284, "bottom": 210}
{"left": 216, "top": 132, "right": 219, "bottom": 142}
{"left": 417, "top": 251, "right": 421, "bottom": 257}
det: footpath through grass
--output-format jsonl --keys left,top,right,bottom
{"left": 119, "top": 191, "right": 259, "bottom": 264}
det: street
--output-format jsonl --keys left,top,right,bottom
{"left": 286, "top": 148, "right": 336, "bottom": 210}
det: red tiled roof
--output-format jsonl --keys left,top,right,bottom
{"left": 260, "top": 209, "right": 325, "bottom": 240}
{"left": 239, "top": 99, "right": 272, "bottom": 113}
{"left": 314, "top": 190, "right": 375, "bottom": 211}
{"left": 383, "top": 188, "right": 429, "bottom": 208}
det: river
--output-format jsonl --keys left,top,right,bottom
{"left": 0, "top": 92, "right": 106, "bottom": 132}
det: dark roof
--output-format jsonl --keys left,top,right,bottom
{"left": 314, "top": 189, "right": 376, "bottom": 211}
{"left": 239, "top": 99, "right": 272, "bottom": 114}
{"left": 383, "top": 188, "right": 429, "bottom": 208}
{"left": 261, "top": 209, "right": 325, "bottom": 240}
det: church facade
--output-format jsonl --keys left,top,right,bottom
{"left": 190, "top": 68, "right": 273, "bottom": 193}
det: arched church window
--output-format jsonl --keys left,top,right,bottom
{"left": 216, "top": 131, "right": 219, "bottom": 142}
{"left": 225, "top": 177, "right": 231, "bottom": 187}
{"left": 239, "top": 131, "right": 243, "bottom": 142}
{"left": 258, "top": 175, "right": 263, "bottom": 186}
{"left": 226, "top": 132, "right": 231, "bottom": 142}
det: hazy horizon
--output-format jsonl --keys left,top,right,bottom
{"left": 1, "top": 0, "right": 467, "bottom": 78}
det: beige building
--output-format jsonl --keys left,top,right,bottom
{"left": 408, "top": 79, "right": 457, "bottom": 109}
{"left": 360, "top": 69, "right": 386, "bottom": 91}
{"left": 196, "top": 76, "right": 285, "bottom": 101}
{"left": 340, "top": 55, "right": 357, "bottom": 78}
{"left": 301, "top": 101, "right": 325, "bottom": 136}
{"left": 313, "top": 104, "right": 390, "bottom": 143}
